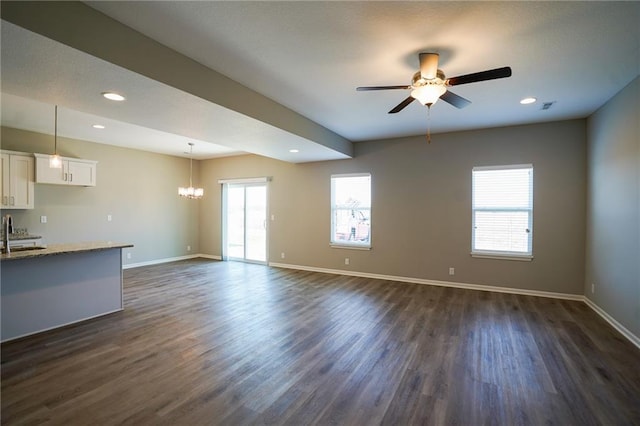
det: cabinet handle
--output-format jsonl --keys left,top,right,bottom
{"left": 2, "top": 196, "right": 7, "bottom": 205}
{"left": 70, "top": 173, "right": 73, "bottom": 182}
{"left": 10, "top": 196, "right": 15, "bottom": 206}
{"left": 64, "top": 172, "right": 68, "bottom": 181}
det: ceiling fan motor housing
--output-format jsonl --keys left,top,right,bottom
{"left": 411, "top": 70, "right": 446, "bottom": 88}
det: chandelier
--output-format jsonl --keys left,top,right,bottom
{"left": 178, "top": 142, "right": 204, "bottom": 199}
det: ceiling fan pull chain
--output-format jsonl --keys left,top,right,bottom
{"left": 426, "top": 105, "right": 432, "bottom": 144}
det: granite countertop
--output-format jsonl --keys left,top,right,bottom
{"left": 0, "top": 241, "right": 134, "bottom": 261}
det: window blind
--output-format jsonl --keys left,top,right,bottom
{"left": 472, "top": 165, "right": 533, "bottom": 257}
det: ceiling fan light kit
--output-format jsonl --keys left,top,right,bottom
{"left": 411, "top": 84, "right": 447, "bottom": 106}
{"left": 357, "top": 52, "right": 512, "bottom": 142}
{"left": 410, "top": 70, "right": 447, "bottom": 106}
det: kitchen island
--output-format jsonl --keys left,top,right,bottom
{"left": 1, "top": 241, "right": 133, "bottom": 342}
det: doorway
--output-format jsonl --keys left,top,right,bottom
{"left": 223, "top": 182, "right": 268, "bottom": 263}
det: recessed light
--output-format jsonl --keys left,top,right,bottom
{"left": 102, "top": 92, "right": 125, "bottom": 101}
{"left": 92, "top": 124, "right": 105, "bottom": 129}
{"left": 289, "top": 149, "right": 299, "bottom": 153}
{"left": 520, "top": 97, "right": 537, "bottom": 105}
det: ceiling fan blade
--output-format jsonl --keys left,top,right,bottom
{"left": 446, "top": 66, "right": 512, "bottom": 86}
{"left": 419, "top": 52, "right": 439, "bottom": 80}
{"left": 388, "top": 96, "right": 415, "bottom": 114}
{"left": 357, "top": 85, "right": 411, "bottom": 91}
{"left": 440, "top": 90, "right": 471, "bottom": 109}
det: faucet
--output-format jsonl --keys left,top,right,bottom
{"left": 3, "top": 214, "right": 12, "bottom": 254}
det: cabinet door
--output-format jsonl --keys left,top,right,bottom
{"left": 9, "top": 155, "right": 35, "bottom": 209}
{"left": 35, "top": 155, "right": 66, "bottom": 184}
{"left": 1, "top": 154, "right": 9, "bottom": 207}
{"left": 67, "top": 160, "right": 96, "bottom": 186}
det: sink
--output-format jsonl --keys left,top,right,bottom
{"left": 9, "top": 246, "right": 47, "bottom": 252}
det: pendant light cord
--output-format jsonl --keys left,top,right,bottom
{"left": 189, "top": 155, "right": 194, "bottom": 187}
{"left": 54, "top": 105, "right": 58, "bottom": 155}
{"left": 188, "top": 143, "right": 194, "bottom": 187}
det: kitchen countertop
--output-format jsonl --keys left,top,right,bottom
{"left": 0, "top": 241, "right": 134, "bottom": 261}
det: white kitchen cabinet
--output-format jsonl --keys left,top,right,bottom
{"left": 34, "top": 153, "right": 97, "bottom": 187}
{"left": 0, "top": 151, "right": 35, "bottom": 209}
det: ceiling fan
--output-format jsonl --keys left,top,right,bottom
{"left": 357, "top": 52, "right": 512, "bottom": 113}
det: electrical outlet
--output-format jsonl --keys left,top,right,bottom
{"left": 107, "top": 214, "right": 112, "bottom": 222}
{"left": 271, "top": 214, "right": 275, "bottom": 221}
{"left": 40, "top": 215, "right": 47, "bottom": 224}
{"left": 591, "top": 283, "right": 595, "bottom": 294}
{"left": 127, "top": 252, "right": 132, "bottom": 260}
{"left": 345, "top": 258, "right": 350, "bottom": 265}
{"left": 449, "top": 267, "right": 455, "bottom": 276}
{"left": 281, "top": 252, "right": 285, "bottom": 259}
{"left": 187, "top": 245, "right": 191, "bottom": 251}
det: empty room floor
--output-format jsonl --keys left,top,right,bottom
{"left": 2, "top": 259, "right": 639, "bottom": 425}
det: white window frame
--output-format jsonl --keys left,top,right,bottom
{"left": 330, "top": 173, "right": 371, "bottom": 250}
{"left": 471, "top": 164, "right": 533, "bottom": 261}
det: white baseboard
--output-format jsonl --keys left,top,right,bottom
{"left": 197, "top": 254, "right": 223, "bottom": 261}
{"left": 584, "top": 297, "right": 640, "bottom": 350}
{"left": 268, "top": 262, "right": 583, "bottom": 301}
{"left": 123, "top": 253, "right": 221, "bottom": 269}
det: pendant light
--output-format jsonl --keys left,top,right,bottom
{"left": 49, "top": 105, "right": 62, "bottom": 168}
{"left": 178, "top": 142, "right": 204, "bottom": 199}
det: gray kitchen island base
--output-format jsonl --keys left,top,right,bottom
{"left": 1, "top": 243, "right": 131, "bottom": 342}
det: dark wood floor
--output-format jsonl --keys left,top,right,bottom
{"left": 2, "top": 259, "right": 639, "bottom": 425}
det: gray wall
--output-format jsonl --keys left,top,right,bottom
{"left": 586, "top": 76, "right": 640, "bottom": 338}
{"left": 200, "top": 119, "right": 587, "bottom": 295}
{"left": 2, "top": 118, "right": 590, "bottom": 297}
{"left": 1, "top": 127, "right": 200, "bottom": 266}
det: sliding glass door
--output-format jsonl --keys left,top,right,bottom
{"left": 224, "top": 182, "right": 268, "bottom": 263}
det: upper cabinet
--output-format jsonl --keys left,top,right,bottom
{"left": 34, "top": 153, "right": 97, "bottom": 187}
{"left": 1, "top": 151, "right": 35, "bottom": 209}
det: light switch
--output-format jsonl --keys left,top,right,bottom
{"left": 40, "top": 216, "right": 47, "bottom": 224}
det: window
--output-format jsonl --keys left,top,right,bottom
{"left": 331, "top": 174, "right": 371, "bottom": 248}
{"left": 472, "top": 165, "right": 533, "bottom": 259}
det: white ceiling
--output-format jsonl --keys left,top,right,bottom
{"left": 2, "top": 1, "right": 639, "bottom": 162}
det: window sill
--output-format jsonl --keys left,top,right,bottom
{"left": 471, "top": 252, "right": 533, "bottom": 261}
{"left": 331, "top": 244, "right": 371, "bottom": 251}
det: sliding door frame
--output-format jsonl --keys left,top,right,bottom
{"left": 220, "top": 177, "right": 270, "bottom": 264}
